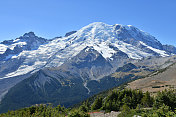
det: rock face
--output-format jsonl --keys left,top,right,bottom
{"left": 58, "top": 46, "right": 114, "bottom": 80}
{"left": 163, "top": 44, "right": 176, "bottom": 54}
{"left": 0, "top": 22, "right": 176, "bottom": 113}
{"left": 65, "top": 31, "right": 77, "bottom": 37}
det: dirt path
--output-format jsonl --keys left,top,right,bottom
{"left": 89, "top": 111, "right": 121, "bottom": 117}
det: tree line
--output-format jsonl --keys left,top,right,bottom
{"left": 0, "top": 89, "right": 176, "bottom": 117}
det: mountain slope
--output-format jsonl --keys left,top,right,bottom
{"left": 1, "top": 22, "right": 174, "bottom": 101}
{"left": 0, "top": 22, "right": 176, "bottom": 113}
{"left": 0, "top": 32, "right": 49, "bottom": 78}
{"left": 1, "top": 54, "right": 176, "bottom": 112}
{"left": 127, "top": 56, "right": 176, "bottom": 94}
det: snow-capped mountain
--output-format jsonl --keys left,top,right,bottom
{"left": 0, "top": 22, "right": 175, "bottom": 79}
{"left": 0, "top": 22, "right": 176, "bottom": 112}
{"left": 0, "top": 32, "right": 48, "bottom": 60}
{"left": 0, "top": 32, "right": 49, "bottom": 78}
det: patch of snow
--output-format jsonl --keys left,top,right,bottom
{"left": 5, "top": 54, "right": 16, "bottom": 60}
{"left": 9, "top": 42, "right": 27, "bottom": 50}
{"left": 113, "top": 41, "right": 151, "bottom": 59}
{"left": 140, "top": 41, "right": 169, "bottom": 57}
{"left": 13, "top": 38, "right": 20, "bottom": 42}
{"left": 3, "top": 65, "right": 35, "bottom": 79}
{"left": 93, "top": 42, "right": 116, "bottom": 59}
{"left": 11, "top": 55, "right": 18, "bottom": 59}
{"left": 85, "top": 47, "right": 90, "bottom": 52}
{"left": 0, "top": 44, "right": 7, "bottom": 54}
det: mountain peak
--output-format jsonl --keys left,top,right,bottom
{"left": 113, "top": 24, "right": 122, "bottom": 30}
{"left": 23, "top": 32, "right": 36, "bottom": 38}
{"left": 83, "top": 22, "right": 110, "bottom": 29}
{"left": 88, "top": 22, "right": 107, "bottom": 26}
{"left": 65, "top": 31, "right": 77, "bottom": 37}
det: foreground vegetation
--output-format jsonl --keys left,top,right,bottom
{"left": 0, "top": 89, "right": 176, "bottom": 117}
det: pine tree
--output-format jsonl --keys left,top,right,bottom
{"left": 141, "top": 91, "right": 153, "bottom": 107}
{"left": 91, "top": 96, "right": 103, "bottom": 110}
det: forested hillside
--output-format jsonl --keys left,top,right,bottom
{"left": 1, "top": 88, "right": 176, "bottom": 117}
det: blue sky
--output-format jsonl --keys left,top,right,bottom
{"left": 0, "top": 0, "right": 176, "bottom": 46}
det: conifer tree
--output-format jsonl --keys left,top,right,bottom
{"left": 141, "top": 91, "right": 153, "bottom": 107}
{"left": 91, "top": 96, "right": 103, "bottom": 110}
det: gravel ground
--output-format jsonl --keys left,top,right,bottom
{"left": 90, "top": 111, "right": 121, "bottom": 117}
